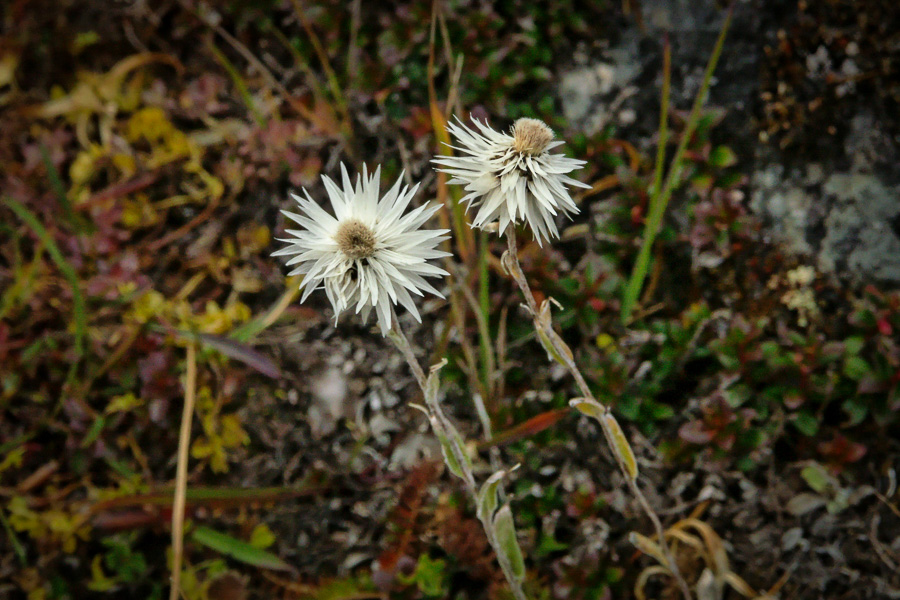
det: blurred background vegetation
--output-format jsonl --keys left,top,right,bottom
{"left": 1, "top": 1, "right": 898, "bottom": 599}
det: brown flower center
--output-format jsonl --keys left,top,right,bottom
{"left": 335, "top": 219, "right": 377, "bottom": 260}
{"left": 511, "top": 118, "right": 554, "bottom": 155}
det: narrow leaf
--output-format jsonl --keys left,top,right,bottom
{"left": 425, "top": 359, "right": 446, "bottom": 404}
{"left": 604, "top": 413, "right": 638, "bottom": 481}
{"left": 492, "top": 505, "right": 526, "bottom": 581}
{"left": 4, "top": 197, "right": 86, "bottom": 359}
{"left": 93, "top": 485, "right": 324, "bottom": 510}
{"left": 569, "top": 398, "right": 606, "bottom": 420}
{"left": 478, "top": 408, "right": 569, "bottom": 451}
{"left": 476, "top": 470, "right": 506, "bottom": 522}
{"left": 621, "top": 8, "right": 732, "bottom": 323}
{"left": 176, "top": 331, "right": 280, "bottom": 379}
{"left": 191, "top": 526, "right": 294, "bottom": 572}
{"left": 433, "top": 422, "right": 465, "bottom": 480}
{"left": 39, "top": 144, "right": 78, "bottom": 230}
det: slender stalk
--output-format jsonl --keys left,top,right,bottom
{"left": 427, "top": 0, "right": 474, "bottom": 261}
{"left": 206, "top": 40, "right": 267, "bottom": 127}
{"left": 388, "top": 311, "right": 528, "bottom": 600}
{"left": 478, "top": 230, "right": 493, "bottom": 398}
{"left": 447, "top": 261, "right": 496, "bottom": 402}
{"left": 651, "top": 36, "right": 671, "bottom": 200}
{"left": 290, "top": 0, "right": 351, "bottom": 123}
{"left": 388, "top": 312, "right": 427, "bottom": 391}
{"left": 504, "top": 226, "right": 691, "bottom": 600}
{"left": 170, "top": 343, "right": 198, "bottom": 600}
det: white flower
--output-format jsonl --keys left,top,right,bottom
{"left": 273, "top": 164, "right": 451, "bottom": 336}
{"left": 433, "top": 116, "right": 590, "bottom": 245}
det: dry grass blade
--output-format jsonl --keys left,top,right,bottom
{"left": 447, "top": 261, "right": 496, "bottom": 399}
{"left": 290, "top": 0, "right": 352, "bottom": 131}
{"left": 670, "top": 518, "right": 730, "bottom": 583}
{"left": 635, "top": 565, "right": 672, "bottom": 600}
{"left": 428, "top": 0, "right": 474, "bottom": 262}
{"left": 169, "top": 343, "right": 197, "bottom": 600}
{"left": 206, "top": 39, "right": 267, "bottom": 127}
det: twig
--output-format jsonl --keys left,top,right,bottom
{"left": 504, "top": 225, "right": 692, "bottom": 600}
{"left": 170, "top": 343, "right": 198, "bottom": 600}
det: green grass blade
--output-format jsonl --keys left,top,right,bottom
{"left": 191, "top": 526, "right": 295, "bottom": 572}
{"left": 207, "top": 40, "right": 267, "bottom": 128}
{"left": 39, "top": 144, "right": 78, "bottom": 230}
{"left": 478, "top": 230, "right": 492, "bottom": 397}
{"left": 651, "top": 37, "right": 671, "bottom": 199}
{"left": 3, "top": 197, "right": 87, "bottom": 359}
{"left": 621, "top": 10, "right": 732, "bottom": 324}
{"left": 0, "top": 508, "right": 27, "bottom": 565}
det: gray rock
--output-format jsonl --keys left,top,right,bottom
{"left": 819, "top": 173, "right": 900, "bottom": 284}
{"left": 556, "top": 0, "right": 900, "bottom": 286}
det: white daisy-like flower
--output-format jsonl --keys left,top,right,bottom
{"left": 433, "top": 116, "right": 591, "bottom": 245}
{"left": 273, "top": 164, "right": 451, "bottom": 336}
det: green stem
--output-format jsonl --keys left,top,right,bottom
{"left": 478, "top": 230, "right": 493, "bottom": 398}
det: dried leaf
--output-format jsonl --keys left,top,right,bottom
{"left": 785, "top": 493, "right": 826, "bottom": 516}
{"left": 604, "top": 413, "right": 638, "bottom": 481}
{"left": 629, "top": 532, "right": 670, "bottom": 568}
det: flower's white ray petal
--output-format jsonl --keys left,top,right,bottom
{"left": 286, "top": 193, "right": 339, "bottom": 229}
{"left": 395, "top": 286, "right": 421, "bottom": 322}
{"left": 476, "top": 188, "right": 507, "bottom": 227}
{"left": 375, "top": 286, "right": 391, "bottom": 335}
{"left": 368, "top": 165, "right": 382, "bottom": 217}
{"left": 557, "top": 174, "right": 593, "bottom": 189}
{"left": 321, "top": 175, "right": 350, "bottom": 221}
{"left": 281, "top": 209, "right": 334, "bottom": 232}
{"left": 368, "top": 259, "right": 399, "bottom": 303}
{"left": 341, "top": 162, "right": 355, "bottom": 201}
{"left": 379, "top": 170, "right": 406, "bottom": 212}
{"left": 529, "top": 179, "right": 559, "bottom": 216}
{"left": 271, "top": 244, "right": 301, "bottom": 257}
{"left": 381, "top": 180, "right": 417, "bottom": 226}
{"left": 402, "top": 272, "right": 444, "bottom": 298}
{"left": 435, "top": 115, "right": 588, "bottom": 245}
{"left": 281, "top": 213, "right": 335, "bottom": 239}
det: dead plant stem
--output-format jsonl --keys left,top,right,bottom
{"left": 170, "top": 342, "right": 197, "bottom": 600}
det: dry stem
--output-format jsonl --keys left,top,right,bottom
{"left": 388, "top": 310, "right": 528, "bottom": 600}
{"left": 504, "top": 225, "right": 692, "bottom": 600}
{"left": 170, "top": 342, "right": 197, "bottom": 600}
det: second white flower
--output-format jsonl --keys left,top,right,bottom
{"left": 434, "top": 116, "right": 590, "bottom": 245}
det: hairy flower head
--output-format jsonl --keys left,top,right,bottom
{"left": 273, "top": 164, "right": 450, "bottom": 335}
{"left": 433, "top": 116, "right": 590, "bottom": 245}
